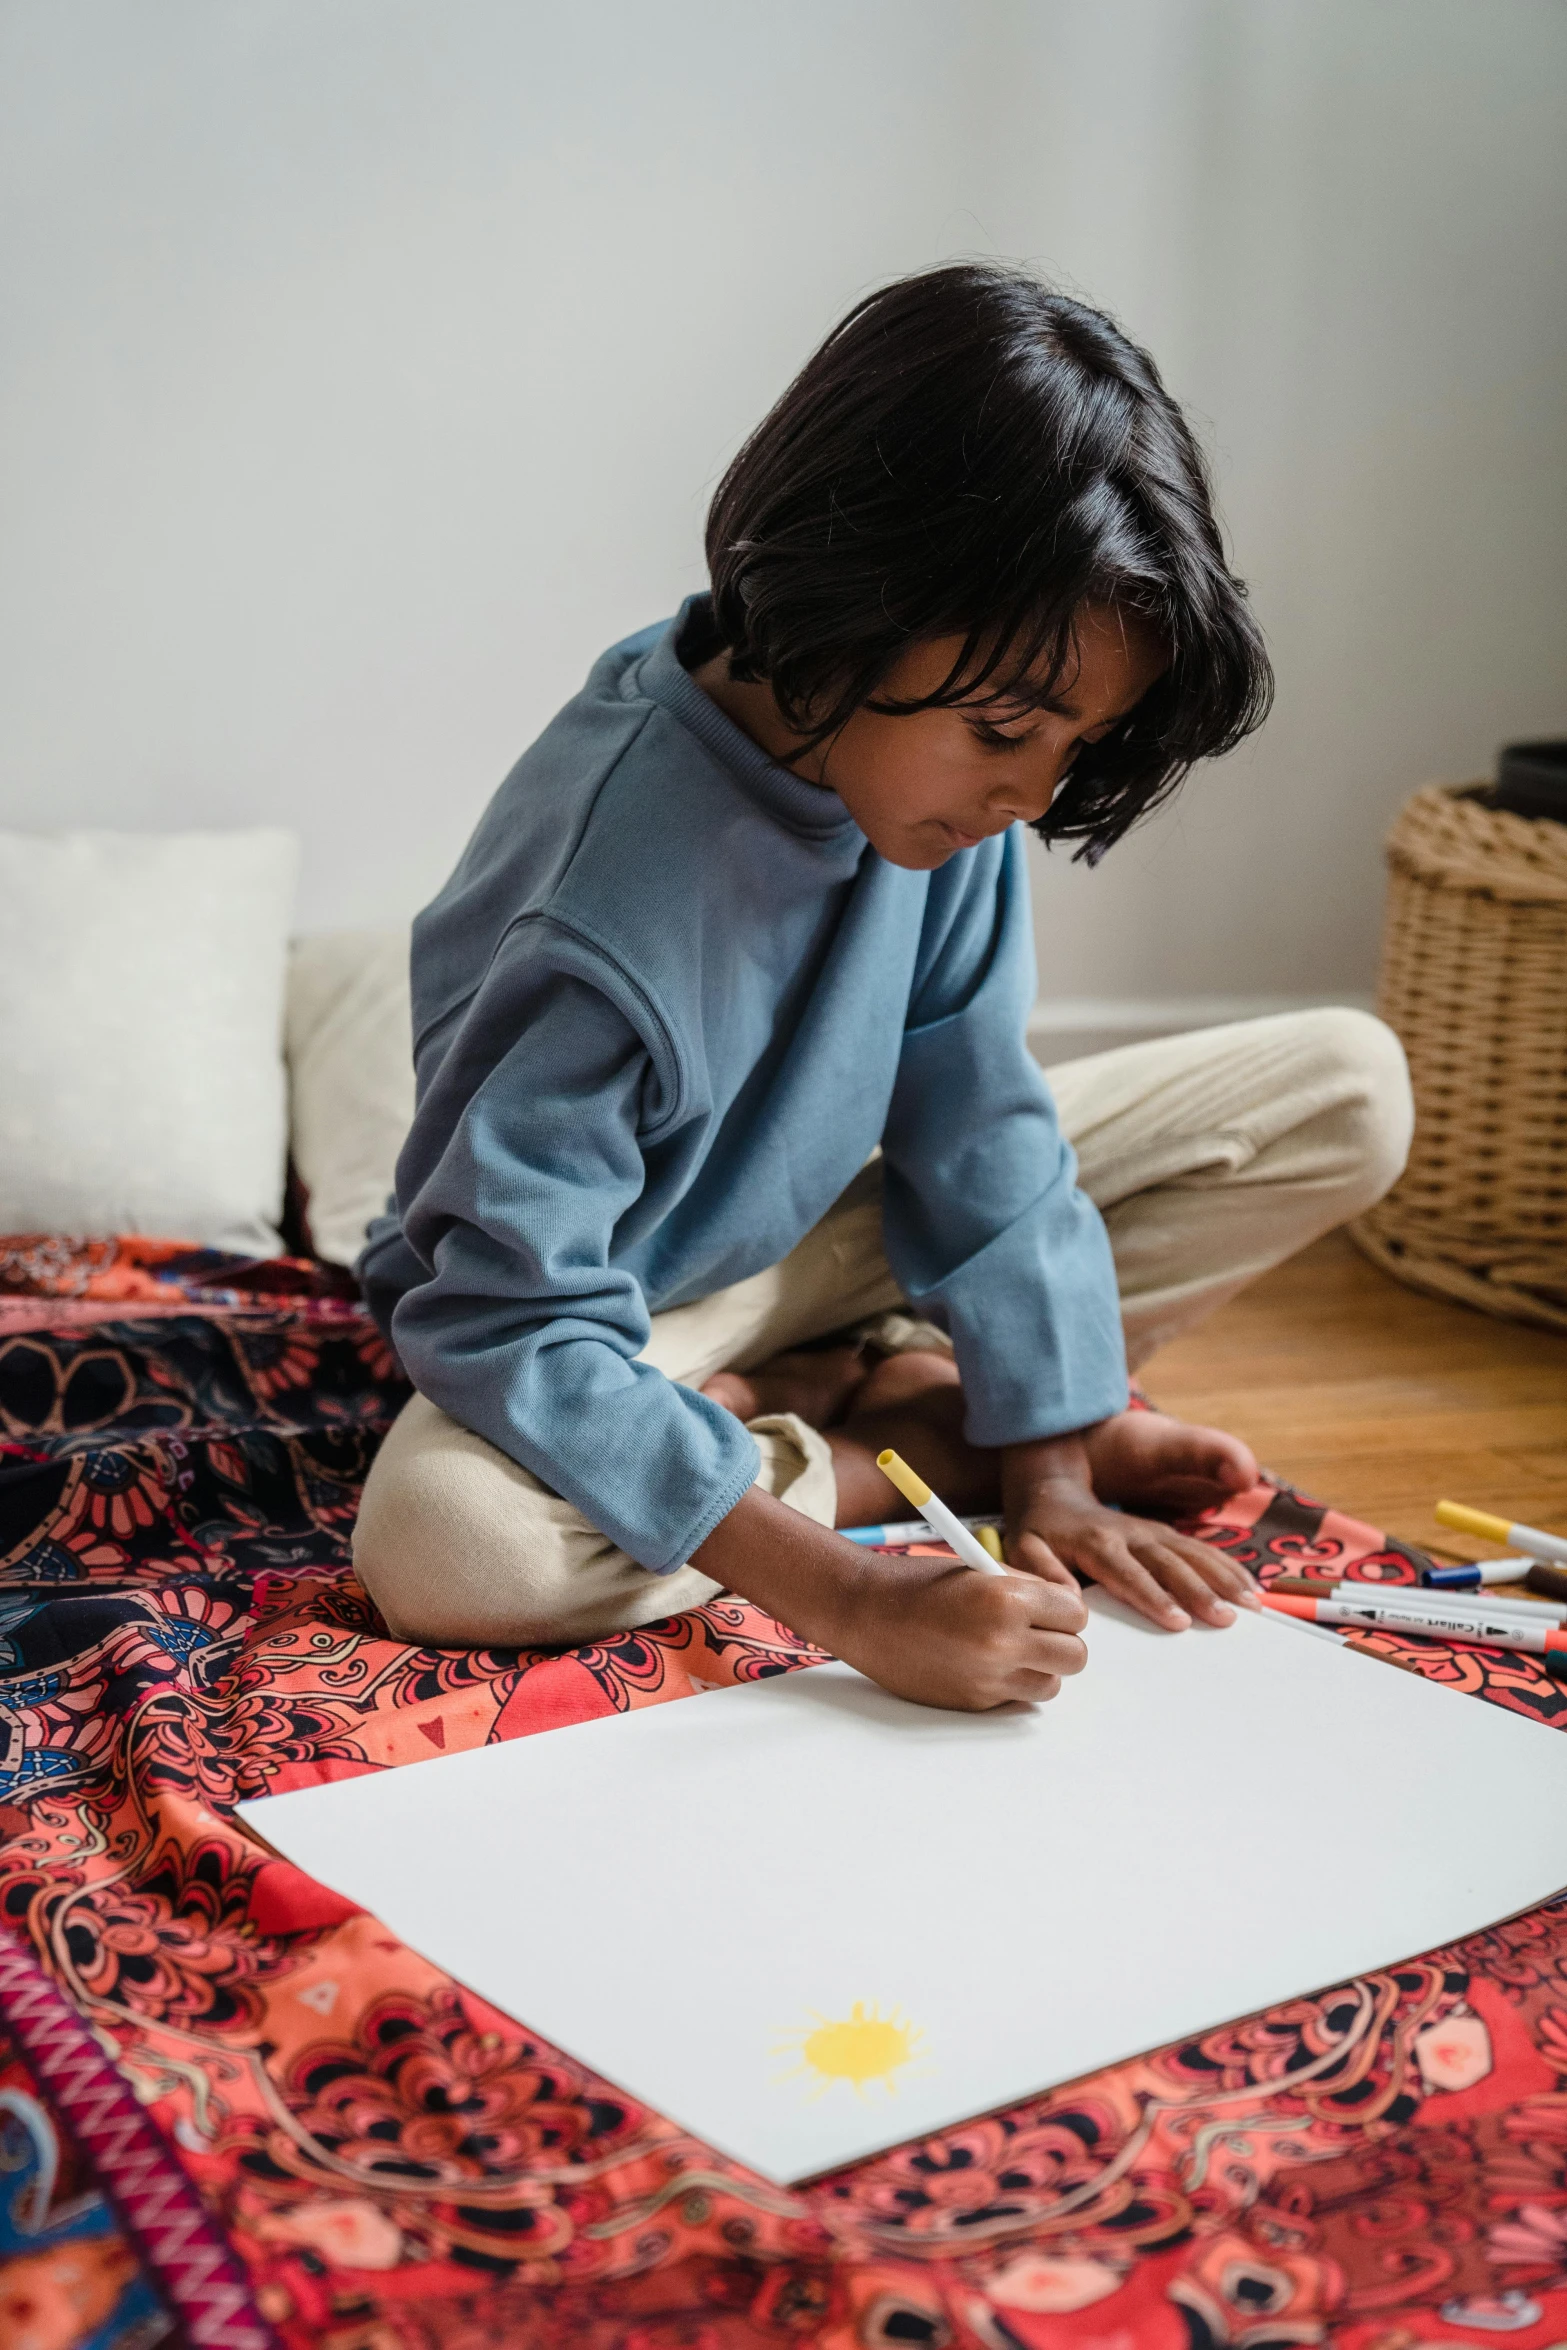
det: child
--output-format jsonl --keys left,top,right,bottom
{"left": 355, "top": 264, "right": 1412, "bottom": 1711}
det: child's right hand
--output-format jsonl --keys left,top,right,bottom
{"left": 693, "top": 1488, "right": 1089, "bottom": 1712}
{"left": 836, "top": 1550, "right": 1091, "bottom": 1711}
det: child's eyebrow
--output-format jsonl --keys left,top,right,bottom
{"left": 964, "top": 684, "right": 1075, "bottom": 721}
{"left": 973, "top": 687, "right": 1109, "bottom": 726}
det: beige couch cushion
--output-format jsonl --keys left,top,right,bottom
{"left": 0, "top": 828, "right": 298, "bottom": 1251}
{"left": 286, "top": 929, "right": 415, "bottom": 1269}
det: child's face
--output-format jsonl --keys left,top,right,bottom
{"left": 816, "top": 604, "right": 1168, "bottom": 869}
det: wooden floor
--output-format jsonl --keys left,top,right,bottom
{"left": 1144, "top": 1231, "right": 1567, "bottom": 1564}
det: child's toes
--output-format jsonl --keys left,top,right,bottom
{"left": 706, "top": 1343, "right": 869, "bottom": 1429}
{"left": 1200, "top": 1430, "right": 1259, "bottom": 1490}
{"left": 699, "top": 1370, "right": 761, "bottom": 1419}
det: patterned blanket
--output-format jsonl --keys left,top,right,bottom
{"left": 4, "top": 1236, "right": 1567, "bottom": 2350}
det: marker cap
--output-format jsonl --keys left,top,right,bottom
{"left": 1436, "top": 1501, "right": 1512, "bottom": 1545}
{"left": 877, "top": 1450, "right": 932, "bottom": 1513}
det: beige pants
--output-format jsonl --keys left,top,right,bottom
{"left": 354, "top": 1007, "right": 1412, "bottom": 1648}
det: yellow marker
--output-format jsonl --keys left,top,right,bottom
{"left": 1437, "top": 1501, "right": 1567, "bottom": 1568}
{"left": 877, "top": 1450, "right": 1007, "bottom": 1577}
{"left": 879, "top": 1450, "right": 932, "bottom": 1512}
{"left": 977, "top": 1524, "right": 1005, "bottom": 1563}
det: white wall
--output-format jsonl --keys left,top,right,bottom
{"left": 2, "top": 1, "right": 1564, "bottom": 1030}
{"left": 0, "top": 0, "right": 990, "bottom": 930}
{"left": 992, "top": 1, "right": 1567, "bottom": 1049}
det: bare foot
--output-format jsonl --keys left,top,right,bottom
{"left": 828, "top": 1352, "right": 998, "bottom": 1527}
{"left": 1083, "top": 1409, "right": 1258, "bottom": 1519}
{"left": 700, "top": 1342, "right": 870, "bottom": 1428}
{"left": 852, "top": 1346, "right": 962, "bottom": 1411}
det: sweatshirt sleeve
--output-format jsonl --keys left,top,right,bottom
{"left": 387, "top": 922, "right": 760, "bottom": 1572}
{"left": 879, "top": 828, "right": 1129, "bottom": 1446}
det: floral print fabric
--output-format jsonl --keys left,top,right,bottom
{"left": 2, "top": 1236, "right": 1567, "bottom": 2349}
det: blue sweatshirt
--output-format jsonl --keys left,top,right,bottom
{"left": 360, "top": 597, "right": 1128, "bottom": 1574}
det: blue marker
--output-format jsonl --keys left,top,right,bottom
{"left": 1424, "top": 1556, "right": 1534, "bottom": 1589}
{"left": 841, "top": 1514, "right": 1001, "bottom": 1547}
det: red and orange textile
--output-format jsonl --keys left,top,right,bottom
{"left": 3, "top": 1235, "right": 1567, "bottom": 2350}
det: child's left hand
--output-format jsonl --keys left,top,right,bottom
{"left": 1002, "top": 1409, "right": 1263, "bottom": 1631}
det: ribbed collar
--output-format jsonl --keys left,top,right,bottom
{"left": 631, "top": 595, "right": 863, "bottom": 847}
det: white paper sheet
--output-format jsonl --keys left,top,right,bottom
{"left": 238, "top": 1598, "right": 1567, "bottom": 2183}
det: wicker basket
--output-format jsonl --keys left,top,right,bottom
{"left": 1351, "top": 782, "right": 1567, "bottom": 1333}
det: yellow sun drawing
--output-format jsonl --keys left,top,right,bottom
{"left": 772, "top": 2001, "right": 926, "bottom": 2100}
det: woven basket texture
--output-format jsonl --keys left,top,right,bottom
{"left": 1352, "top": 782, "right": 1567, "bottom": 1332}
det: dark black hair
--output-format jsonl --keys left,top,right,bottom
{"left": 705, "top": 263, "right": 1272, "bottom": 860}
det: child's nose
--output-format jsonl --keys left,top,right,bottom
{"left": 1000, "top": 766, "right": 1066, "bottom": 825}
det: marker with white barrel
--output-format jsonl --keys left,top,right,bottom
{"left": 875, "top": 1451, "right": 1009, "bottom": 1577}
{"left": 1270, "top": 1576, "right": 1567, "bottom": 1627}
{"left": 1263, "top": 1588, "right": 1567, "bottom": 1661}
{"left": 1437, "top": 1503, "right": 1567, "bottom": 1567}
{"left": 1425, "top": 1557, "right": 1538, "bottom": 1589}
{"left": 841, "top": 1515, "right": 1002, "bottom": 1548}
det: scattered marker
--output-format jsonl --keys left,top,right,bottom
{"left": 1436, "top": 1502, "right": 1567, "bottom": 1568}
{"left": 841, "top": 1514, "right": 1001, "bottom": 1547}
{"left": 1425, "top": 1557, "right": 1537, "bottom": 1589}
{"left": 1271, "top": 1575, "right": 1567, "bottom": 1625}
{"left": 1262, "top": 1588, "right": 1567, "bottom": 1659}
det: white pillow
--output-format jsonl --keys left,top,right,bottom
{"left": 285, "top": 929, "right": 414, "bottom": 1269}
{"left": 0, "top": 828, "right": 298, "bottom": 1252}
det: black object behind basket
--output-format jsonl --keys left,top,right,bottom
{"left": 1481, "top": 740, "right": 1567, "bottom": 825}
